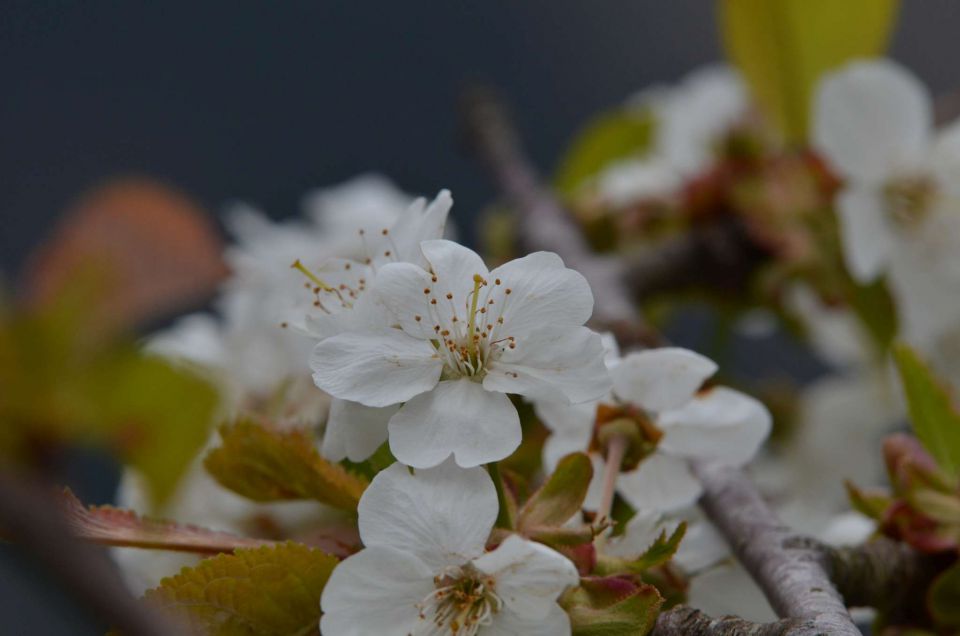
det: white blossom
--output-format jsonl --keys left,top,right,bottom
{"left": 594, "top": 65, "right": 748, "bottom": 207}
{"left": 311, "top": 239, "right": 612, "bottom": 468}
{"left": 537, "top": 347, "right": 770, "bottom": 512}
{"left": 813, "top": 59, "right": 960, "bottom": 346}
{"left": 320, "top": 461, "right": 579, "bottom": 636}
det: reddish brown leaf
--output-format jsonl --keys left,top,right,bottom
{"left": 22, "top": 176, "right": 227, "bottom": 331}
{"left": 59, "top": 489, "right": 276, "bottom": 555}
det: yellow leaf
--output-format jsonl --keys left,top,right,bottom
{"left": 555, "top": 110, "right": 655, "bottom": 196}
{"left": 720, "top": 0, "right": 899, "bottom": 142}
{"left": 205, "top": 420, "right": 368, "bottom": 512}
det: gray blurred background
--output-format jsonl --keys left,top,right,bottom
{"left": 0, "top": 1, "right": 958, "bottom": 633}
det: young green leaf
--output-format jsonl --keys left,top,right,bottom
{"left": 893, "top": 344, "right": 960, "bottom": 480}
{"left": 561, "top": 575, "right": 664, "bottom": 636}
{"left": 928, "top": 561, "right": 960, "bottom": 629}
{"left": 517, "top": 452, "right": 594, "bottom": 531}
{"left": 595, "top": 523, "right": 687, "bottom": 576}
{"left": 205, "top": 420, "right": 368, "bottom": 512}
{"left": 143, "top": 542, "right": 336, "bottom": 636}
{"left": 555, "top": 110, "right": 655, "bottom": 196}
{"left": 57, "top": 489, "right": 275, "bottom": 554}
{"left": 720, "top": 0, "right": 899, "bottom": 142}
{"left": 86, "top": 350, "right": 220, "bottom": 507}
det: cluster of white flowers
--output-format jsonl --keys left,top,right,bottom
{"left": 116, "top": 165, "right": 776, "bottom": 631}
{"left": 292, "top": 183, "right": 773, "bottom": 632}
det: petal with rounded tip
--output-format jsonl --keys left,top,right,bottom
{"left": 310, "top": 330, "right": 441, "bottom": 407}
{"left": 473, "top": 535, "right": 579, "bottom": 621}
{"left": 611, "top": 348, "right": 717, "bottom": 413}
{"left": 388, "top": 379, "right": 521, "bottom": 468}
{"left": 319, "top": 545, "right": 434, "bottom": 636}
{"left": 357, "top": 460, "right": 497, "bottom": 570}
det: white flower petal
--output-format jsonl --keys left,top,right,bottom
{"left": 581, "top": 453, "right": 608, "bottom": 512}
{"left": 321, "top": 399, "right": 397, "bottom": 462}
{"left": 674, "top": 522, "right": 728, "bottom": 573}
{"left": 657, "top": 387, "right": 771, "bottom": 466}
{"left": 388, "top": 379, "right": 522, "bottom": 468}
{"left": 836, "top": 185, "right": 897, "bottom": 283}
{"left": 488, "top": 252, "right": 594, "bottom": 337}
{"left": 611, "top": 348, "right": 717, "bottom": 413}
{"left": 813, "top": 59, "right": 931, "bottom": 183}
{"left": 605, "top": 509, "right": 672, "bottom": 559}
{"left": 389, "top": 190, "right": 453, "bottom": 265}
{"left": 421, "top": 239, "right": 490, "bottom": 302}
{"left": 484, "top": 326, "right": 612, "bottom": 404}
{"left": 473, "top": 535, "right": 579, "bottom": 621}
{"left": 657, "top": 65, "right": 747, "bottom": 176}
{"left": 145, "top": 313, "right": 225, "bottom": 369}
{"left": 310, "top": 330, "right": 441, "bottom": 407}
{"left": 534, "top": 399, "right": 597, "bottom": 436}
{"left": 319, "top": 545, "right": 434, "bottom": 636}
{"left": 687, "top": 561, "right": 777, "bottom": 623}
{"left": 542, "top": 427, "right": 592, "bottom": 471}
{"left": 485, "top": 602, "right": 572, "bottom": 636}
{"left": 931, "top": 119, "right": 960, "bottom": 197}
{"left": 357, "top": 460, "right": 497, "bottom": 570}
{"left": 371, "top": 262, "right": 436, "bottom": 336}
{"left": 617, "top": 453, "right": 702, "bottom": 512}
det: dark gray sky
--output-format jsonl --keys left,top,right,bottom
{"left": 0, "top": 2, "right": 958, "bottom": 633}
{"left": 2, "top": 1, "right": 957, "bottom": 279}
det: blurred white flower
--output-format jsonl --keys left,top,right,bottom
{"left": 311, "top": 239, "right": 612, "bottom": 468}
{"left": 146, "top": 288, "right": 327, "bottom": 428}
{"left": 320, "top": 461, "right": 578, "bottom": 636}
{"left": 649, "top": 65, "right": 749, "bottom": 178}
{"left": 299, "top": 189, "right": 453, "bottom": 340}
{"left": 537, "top": 348, "right": 770, "bottom": 512}
{"left": 596, "top": 65, "right": 748, "bottom": 207}
{"left": 813, "top": 59, "right": 960, "bottom": 346}
{"left": 303, "top": 173, "right": 416, "bottom": 260}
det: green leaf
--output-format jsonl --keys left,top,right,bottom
{"left": 85, "top": 350, "right": 219, "bottom": 507}
{"left": 847, "top": 276, "right": 899, "bottom": 355}
{"left": 561, "top": 576, "right": 664, "bottom": 636}
{"left": 143, "top": 542, "right": 336, "bottom": 636}
{"left": 595, "top": 523, "right": 687, "bottom": 576}
{"left": 893, "top": 344, "right": 960, "bottom": 480}
{"left": 844, "top": 480, "right": 891, "bottom": 521}
{"left": 720, "top": 0, "right": 900, "bottom": 142}
{"left": 555, "top": 110, "right": 655, "bottom": 196}
{"left": 517, "top": 452, "right": 594, "bottom": 531}
{"left": 928, "top": 561, "right": 960, "bottom": 628}
{"left": 0, "top": 280, "right": 218, "bottom": 508}
{"left": 205, "top": 420, "right": 368, "bottom": 512}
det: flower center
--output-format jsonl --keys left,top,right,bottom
{"left": 417, "top": 565, "right": 503, "bottom": 636}
{"left": 415, "top": 274, "right": 516, "bottom": 380}
{"left": 591, "top": 402, "right": 663, "bottom": 471}
{"left": 884, "top": 175, "right": 937, "bottom": 228}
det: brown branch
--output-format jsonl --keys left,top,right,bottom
{"left": 817, "top": 535, "right": 949, "bottom": 624}
{"left": 461, "top": 86, "right": 661, "bottom": 349}
{"left": 462, "top": 85, "right": 911, "bottom": 636}
{"left": 692, "top": 462, "right": 859, "bottom": 634}
{"left": 0, "top": 470, "right": 181, "bottom": 636}
{"left": 653, "top": 606, "right": 802, "bottom": 636}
